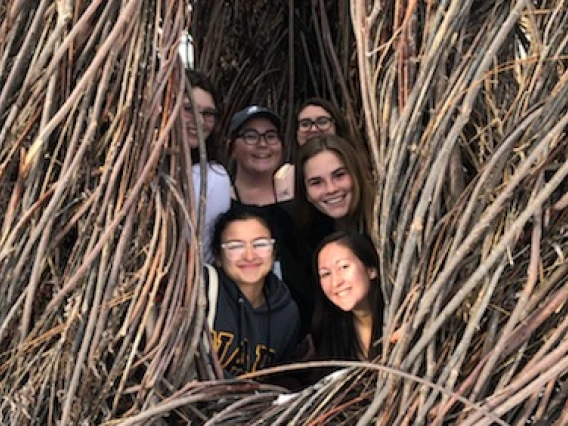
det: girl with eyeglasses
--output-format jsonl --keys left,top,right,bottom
{"left": 295, "top": 98, "right": 351, "bottom": 147}
{"left": 208, "top": 205, "right": 300, "bottom": 376}
{"left": 184, "top": 70, "right": 231, "bottom": 262}
{"left": 227, "top": 106, "right": 312, "bottom": 339}
{"left": 273, "top": 98, "right": 355, "bottom": 203}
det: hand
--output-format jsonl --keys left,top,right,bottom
{"left": 274, "top": 163, "right": 295, "bottom": 202}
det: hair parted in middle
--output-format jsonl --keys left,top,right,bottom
{"left": 294, "top": 133, "right": 375, "bottom": 236}
{"left": 295, "top": 98, "right": 350, "bottom": 136}
{"left": 311, "top": 230, "right": 383, "bottom": 360}
{"left": 185, "top": 69, "right": 224, "bottom": 165}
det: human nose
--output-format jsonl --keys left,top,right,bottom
{"left": 256, "top": 134, "right": 269, "bottom": 146}
{"left": 331, "top": 271, "right": 344, "bottom": 288}
{"left": 243, "top": 243, "right": 256, "bottom": 259}
{"left": 196, "top": 111, "right": 205, "bottom": 126}
{"left": 324, "top": 179, "right": 338, "bottom": 194}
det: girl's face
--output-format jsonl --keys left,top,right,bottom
{"left": 231, "top": 117, "right": 283, "bottom": 176}
{"left": 303, "top": 150, "right": 354, "bottom": 220}
{"left": 218, "top": 218, "right": 275, "bottom": 288}
{"left": 183, "top": 87, "right": 217, "bottom": 148}
{"left": 317, "top": 242, "right": 375, "bottom": 313}
{"left": 296, "top": 105, "right": 336, "bottom": 146}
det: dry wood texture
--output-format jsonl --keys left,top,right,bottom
{"left": 1, "top": 0, "right": 567, "bottom": 425}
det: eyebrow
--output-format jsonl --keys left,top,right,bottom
{"left": 332, "top": 167, "right": 348, "bottom": 174}
{"left": 306, "top": 166, "right": 348, "bottom": 181}
{"left": 241, "top": 127, "right": 277, "bottom": 132}
{"left": 223, "top": 237, "right": 271, "bottom": 243}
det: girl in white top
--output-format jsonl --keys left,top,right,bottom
{"left": 184, "top": 70, "right": 231, "bottom": 262}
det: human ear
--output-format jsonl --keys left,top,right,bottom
{"left": 367, "top": 267, "right": 378, "bottom": 280}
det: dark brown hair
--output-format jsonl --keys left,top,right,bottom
{"left": 296, "top": 98, "right": 350, "bottom": 139}
{"left": 185, "top": 70, "right": 224, "bottom": 165}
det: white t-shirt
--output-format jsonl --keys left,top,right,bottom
{"left": 192, "top": 163, "right": 231, "bottom": 262}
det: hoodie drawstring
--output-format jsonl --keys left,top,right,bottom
{"left": 263, "top": 286, "right": 271, "bottom": 351}
{"left": 237, "top": 296, "right": 246, "bottom": 371}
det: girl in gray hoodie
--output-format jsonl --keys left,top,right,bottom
{"left": 207, "top": 205, "right": 300, "bottom": 376}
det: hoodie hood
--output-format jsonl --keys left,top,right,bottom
{"left": 217, "top": 268, "right": 292, "bottom": 313}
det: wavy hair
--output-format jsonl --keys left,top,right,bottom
{"left": 294, "top": 134, "right": 374, "bottom": 238}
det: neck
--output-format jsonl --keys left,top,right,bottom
{"left": 353, "top": 308, "right": 373, "bottom": 358}
{"left": 238, "top": 281, "right": 265, "bottom": 308}
{"left": 234, "top": 169, "right": 276, "bottom": 205}
{"left": 235, "top": 167, "right": 274, "bottom": 187}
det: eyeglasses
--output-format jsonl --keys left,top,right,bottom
{"left": 183, "top": 104, "right": 218, "bottom": 123}
{"left": 297, "top": 116, "right": 334, "bottom": 132}
{"left": 237, "top": 130, "right": 280, "bottom": 145}
{"left": 221, "top": 238, "right": 275, "bottom": 260}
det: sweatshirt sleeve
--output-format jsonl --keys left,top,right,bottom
{"left": 192, "top": 163, "right": 231, "bottom": 262}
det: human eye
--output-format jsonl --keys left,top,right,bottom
{"left": 201, "top": 109, "right": 218, "bottom": 120}
{"left": 298, "top": 119, "right": 312, "bottom": 130}
{"left": 318, "top": 269, "right": 331, "bottom": 280}
{"left": 183, "top": 103, "right": 193, "bottom": 113}
{"left": 252, "top": 238, "right": 274, "bottom": 256}
{"left": 307, "top": 178, "right": 322, "bottom": 187}
{"left": 241, "top": 130, "right": 259, "bottom": 144}
{"left": 224, "top": 241, "right": 244, "bottom": 252}
{"left": 265, "top": 131, "right": 279, "bottom": 143}
{"left": 252, "top": 238, "right": 271, "bottom": 249}
{"left": 333, "top": 168, "right": 349, "bottom": 179}
{"left": 316, "top": 116, "right": 332, "bottom": 126}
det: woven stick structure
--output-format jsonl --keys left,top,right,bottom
{"left": 1, "top": 0, "right": 567, "bottom": 425}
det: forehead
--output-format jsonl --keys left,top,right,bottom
{"left": 304, "top": 150, "right": 346, "bottom": 178}
{"left": 186, "top": 87, "right": 215, "bottom": 108}
{"left": 318, "top": 242, "right": 359, "bottom": 266}
{"left": 298, "top": 105, "right": 331, "bottom": 119}
{"left": 222, "top": 218, "right": 271, "bottom": 240}
{"left": 240, "top": 117, "right": 278, "bottom": 132}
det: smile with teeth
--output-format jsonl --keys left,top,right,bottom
{"left": 324, "top": 195, "right": 345, "bottom": 205}
{"left": 335, "top": 288, "right": 351, "bottom": 297}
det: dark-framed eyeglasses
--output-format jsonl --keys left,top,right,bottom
{"left": 297, "top": 116, "right": 334, "bottom": 132}
{"left": 183, "top": 104, "right": 218, "bottom": 123}
{"left": 220, "top": 238, "right": 276, "bottom": 260}
{"left": 237, "top": 129, "right": 281, "bottom": 145}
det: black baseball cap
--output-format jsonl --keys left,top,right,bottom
{"left": 228, "top": 106, "right": 282, "bottom": 137}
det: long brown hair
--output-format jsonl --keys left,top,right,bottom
{"left": 185, "top": 69, "right": 224, "bottom": 165}
{"left": 295, "top": 134, "right": 374, "bottom": 236}
{"left": 312, "top": 230, "right": 383, "bottom": 360}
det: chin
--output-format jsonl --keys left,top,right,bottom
{"left": 325, "top": 209, "right": 349, "bottom": 219}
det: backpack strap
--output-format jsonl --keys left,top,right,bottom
{"left": 205, "top": 264, "right": 219, "bottom": 330}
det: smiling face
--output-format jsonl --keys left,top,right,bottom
{"left": 297, "top": 104, "right": 336, "bottom": 146}
{"left": 304, "top": 150, "right": 354, "bottom": 220}
{"left": 184, "top": 87, "right": 217, "bottom": 149}
{"left": 218, "top": 218, "right": 274, "bottom": 289}
{"left": 231, "top": 117, "right": 282, "bottom": 176}
{"left": 317, "top": 242, "right": 375, "bottom": 313}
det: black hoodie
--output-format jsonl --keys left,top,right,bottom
{"left": 207, "top": 266, "right": 300, "bottom": 377}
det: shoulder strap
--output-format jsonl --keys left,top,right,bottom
{"left": 205, "top": 264, "right": 219, "bottom": 330}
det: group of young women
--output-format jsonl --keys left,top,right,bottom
{"left": 183, "top": 69, "right": 383, "bottom": 382}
